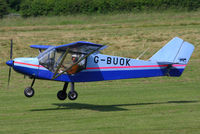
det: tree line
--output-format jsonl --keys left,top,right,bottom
{"left": 1, "top": 0, "right": 200, "bottom": 18}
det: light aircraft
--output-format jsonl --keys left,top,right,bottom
{"left": 6, "top": 37, "right": 194, "bottom": 101}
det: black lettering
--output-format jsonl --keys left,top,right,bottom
{"left": 107, "top": 57, "right": 112, "bottom": 64}
{"left": 179, "top": 58, "right": 186, "bottom": 62}
{"left": 94, "top": 56, "right": 99, "bottom": 63}
{"left": 126, "top": 59, "right": 131, "bottom": 66}
{"left": 120, "top": 58, "right": 124, "bottom": 65}
{"left": 113, "top": 58, "right": 118, "bottom": 65}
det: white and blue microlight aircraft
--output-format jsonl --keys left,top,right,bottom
{"left": 6, "top": 37, "right": 194, "bottom": 101}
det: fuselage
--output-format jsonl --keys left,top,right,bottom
{"left": 7, "top": 54, "right": 186, "bottom": 82}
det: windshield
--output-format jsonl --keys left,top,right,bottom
{"left": 38, "top": 48, "right": 86, "bottom": 74}
{"left": 37, "top": 46, "right": 55, "bottom": 59}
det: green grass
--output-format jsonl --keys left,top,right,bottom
{"left": 0, "top": 63, "right": 200, "bottom": 134}
{"left": 0, "top": 11, "right": 200, "bottom": 134}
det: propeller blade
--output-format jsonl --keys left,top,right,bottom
{"left": 7, "top": 67, "right": 11, "bottom": 87}
{"left": 10, "top": 39, "right": 13, "bottom": 60}
{"left": 7, "top": 39, "right": 13, "bottom": 88}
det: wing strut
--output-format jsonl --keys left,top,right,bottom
{"left": 52, "top": 47, "right": 102, "bottom": 79}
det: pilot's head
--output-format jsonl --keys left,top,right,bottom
{"left": 72, "top": 54, "right": 78, "bottom": 63}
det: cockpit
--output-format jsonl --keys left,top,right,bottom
{"left": 38, "top": 47, "right": 86, "bottom": 75}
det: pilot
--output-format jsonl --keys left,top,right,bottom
{"left": 67, "top": 54, "right": 80, "bottom": 74}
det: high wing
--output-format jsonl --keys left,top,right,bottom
{"left": 55, "top": 41, "right": 107, "bottom": 54}
{"left": 30, "top": 45, "right": 53, "bottom": 50}
{"left": 30, "top": 45, "right": 53, "bottom": 53}
{"left": 37, "top": 41, "right": 107, "bottom": 79}
{"left": 31, "top": 41, "right": 107, "bottom": 53}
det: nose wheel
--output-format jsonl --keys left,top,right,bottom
{"left": 57, "top": 82, "right": 78, "bottom": 101}
{"left": 24, "top": 78, "right": 35, "bottom": 98}
{"left": 24, "top": 87, "right": 35, "bottom": 97}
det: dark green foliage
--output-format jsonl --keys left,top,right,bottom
{"left": 20, "top": 0, "right": 200, "bottom": 17}
{"left": 20, "top": 0, "right": 55, "bottom": 17}
{"left": 6, "top": 0, "right": 23, "bottom": 11}
{"left": 0, "top": 0, "right": 9, "bottom": 18}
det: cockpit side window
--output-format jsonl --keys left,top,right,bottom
{"left": 59, "top": 53, "right": 86, "bottom": 74}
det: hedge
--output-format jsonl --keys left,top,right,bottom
{"left": 0, "top": 0, "right": 9, "bottom": 18}
{"left": 20, "top": 0, "right": 200, "bottom": 17}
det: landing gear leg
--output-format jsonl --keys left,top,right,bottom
{"left": 24, "top": 78, "right": 35, "bottom": 98}
{"left": 57, "top": 82, "right": 68, "bottom": 100}
{"left": 68, "top": 82, "right": 78, "bottom": 100}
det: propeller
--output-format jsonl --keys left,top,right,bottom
{"left": 7, "top": 39, "right": 13, "bottom": 87}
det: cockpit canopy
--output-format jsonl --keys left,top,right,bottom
{"left": 35, "top": 41, "right": 107, "bottom": 75}
{"left": 38, "top": 47, "right": 86, "bottom": 74}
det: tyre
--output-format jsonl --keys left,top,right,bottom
{"left": 24, "top": 87, "right": 35, "bottom": 98}
{"left": 57, "top": 90, "right": 67, "bottom": 100}
{"left": 68, "top": 91, "right": 78, "bottom": 100}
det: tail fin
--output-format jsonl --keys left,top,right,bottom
{"left": 150, "top": 37, "right": 195, "bottom": 76}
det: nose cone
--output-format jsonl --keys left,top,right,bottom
{"left": 6, "top": 60, "right": 13, "bottom": 67}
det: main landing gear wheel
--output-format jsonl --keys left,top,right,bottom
{"left": 68, "top": 91, "right": 78, "bottom": 100}
{"left": 24, "top": 87, "right": 35, "bottom": 98}
{"left": 57, "top": 82, "right": 78, "bottom": 101}
{"left": 57, "top": 90, "right": 67, "bottom": 100}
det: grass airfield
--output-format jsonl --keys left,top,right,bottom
{"left": 0, "top": 11, "right": 200, "bottom": 134}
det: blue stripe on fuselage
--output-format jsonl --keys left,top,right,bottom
{"left": 37, "top": 68, "right": 184, "bottom": 82}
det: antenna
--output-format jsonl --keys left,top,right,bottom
{"left": 136, "top": 47, "right": 149, "bottom": 60}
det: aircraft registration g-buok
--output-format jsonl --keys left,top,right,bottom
{"left": 6, "top": 37, "right": 194, "bottom": 101}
